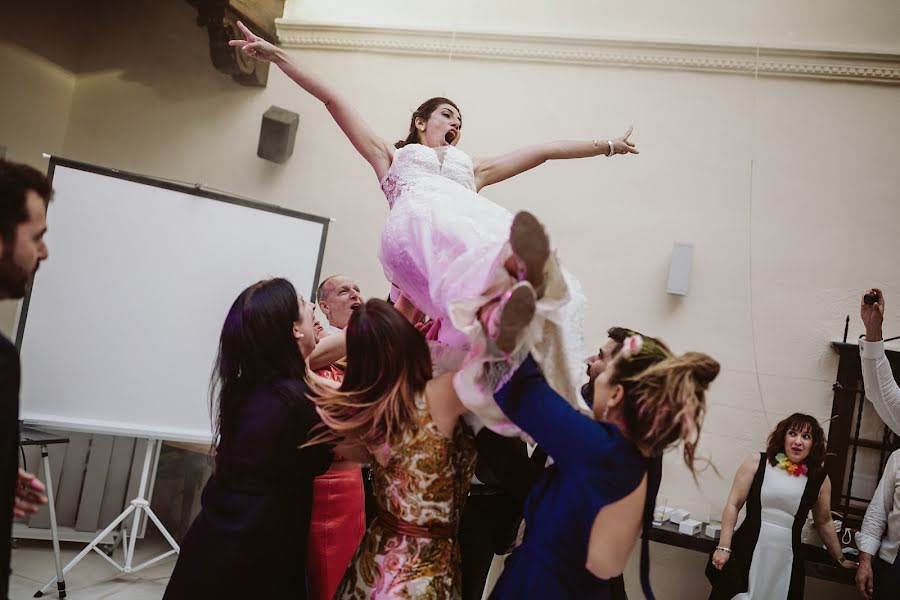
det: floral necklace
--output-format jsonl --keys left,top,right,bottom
{"left": 775, "top": 453, "right": 808, "bottom": 477}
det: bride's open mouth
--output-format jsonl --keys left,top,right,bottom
{"left": 444, "top": 129, "right": 458, "bottom": 145}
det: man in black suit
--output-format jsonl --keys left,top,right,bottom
{"left": 0, "top": 159, "right": 51, "bottom": 599}
{"left": 459, "top": 428, "right": 546, "bottom": 600}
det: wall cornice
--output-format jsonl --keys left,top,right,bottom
{"left": 276, "top": 21, "right": 900, "bottom": 84}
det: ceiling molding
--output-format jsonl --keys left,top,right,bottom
{"left": 276, "top": 21, "right": 900, "bottom": 85}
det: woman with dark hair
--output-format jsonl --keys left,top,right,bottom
{"left": 706, "top": 413, "right": 855, "bottom": 599}
{"left": 308, "top": 299, "right": 477, "bottom": 598}
{"left": 229, "top": 22, "right": 637, "bottom": 435}
{"left": 487, "top": 335, "right": 718, "bottom": 599}
{"left": 163, "top": 278, "right": 332, "bottom": 599}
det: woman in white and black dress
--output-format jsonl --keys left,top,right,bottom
{"left": 706, "top": 413, "right": 855, "bottom": 599}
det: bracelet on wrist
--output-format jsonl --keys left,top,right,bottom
{"left": 715, "top": 546, "right": 731, "bottom": 553}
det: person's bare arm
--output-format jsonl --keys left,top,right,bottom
{"left": 307, "top": 331, "right": 346, "bottom": 371}
{"left": 230, "top": 22, "right": 394, "bottom": 180}
{"left": 812, "top": 477, "right": 856, "bottom": 569}
{"left": 425, "top": 373, "right": 467, "bottom": 438}
{"left": 473, "top": 127, "right": 637, "bottom": 190}
{"left": 711, "top": 454, "right": 758, "bottom": 570}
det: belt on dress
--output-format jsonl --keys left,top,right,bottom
{"left": 469, "top": 484, "right": 505, "bottom": 497}
{"left": 376, "top": 510, "right": 457, "bottom": 539}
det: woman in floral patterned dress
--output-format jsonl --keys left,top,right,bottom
{"left": 308, "top": 299, "right": 476, "bottom": 599}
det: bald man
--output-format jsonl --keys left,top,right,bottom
{"left": 317, "top": 275, "right": 363, "bottom": 334}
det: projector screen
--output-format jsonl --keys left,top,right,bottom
{"left": 16, "top": 159, "right": 329, "bottom": 443}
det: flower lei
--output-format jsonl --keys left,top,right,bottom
{"left": 775, "top": 452, "right": 808, "bottom": 477}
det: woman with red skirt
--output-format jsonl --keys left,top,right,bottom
{"left": 307, "top": 324, "right": 366, "bottom": 600}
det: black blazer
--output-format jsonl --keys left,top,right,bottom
{"left": 164, "top": 379, "right": 331, "bottom": 600}
{"left": 472, "top": 429, "right": 547, "bottom": 553}
{"left": 0, "top": 335, "right": 21, "bottom": 600}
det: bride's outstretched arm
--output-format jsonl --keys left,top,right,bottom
{"left": 473, "top": 126, "right": 638, "bottom": 191}
{"left": 230, "top": 21, "right": 394, "bottom": 180}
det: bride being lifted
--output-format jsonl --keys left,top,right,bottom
{"left": 231, "top": 22, "right": 638, "bottom": 432}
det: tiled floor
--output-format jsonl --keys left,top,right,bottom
{"left": 9, "top": 536, "right": 174, "bottom": 599}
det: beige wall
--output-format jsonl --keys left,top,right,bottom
{"left": 5, "top": 1, "right": 900, "bottom": 597}
{"left": 284, "top": 0, "right": 900, "bottom": 52}
{"left": 0, "top": 41, "right": 78, "bottom": 336}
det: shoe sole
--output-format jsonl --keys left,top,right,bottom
{"left": 495, "top": 282, "right": 537, "bottom": 354}
{"left": 510, "top": 211, "right": 550, "bottom": 295}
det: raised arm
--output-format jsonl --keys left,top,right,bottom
{"left": 230, "top": 22, "right": 394, "bottom": 180}
{"left": 860, "top": 288, "right": 900, "bottom": 434}
{"left": 711, "top": 454, "right": 758, "bottom": 571}
{"left": 307, "top": 331, "right": 346, "bottom": 371}
{"left": 493, "top": 355, "right": 623, "bottom": 469}
{"left": 472, "top": 126, "right": 637, "bottom": 191}
{"left": 425, "top": 372, "right": 468, "bottom": 439}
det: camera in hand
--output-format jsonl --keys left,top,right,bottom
{"left": 864, "top": 293, "right": 880, "bottom": 305}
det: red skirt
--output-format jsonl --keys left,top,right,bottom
{"left": 306, "top": 466, "right": 366, "bottom": 600}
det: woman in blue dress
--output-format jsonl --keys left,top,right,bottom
{"left": 490, "top": 335, "right": 720, "bottom": 599}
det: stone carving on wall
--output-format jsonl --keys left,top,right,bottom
{"left": 187, "top": 0, "right": 286, "bottom": 87}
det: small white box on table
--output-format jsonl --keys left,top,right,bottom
{"left": 678, "top": 519, "right": 703, "bottom": 536}
{"left": 653, "top": 506, "right": 674, "bottom": 524}
{"left": 669, "top": 508, "right": 691, "bottom": 524}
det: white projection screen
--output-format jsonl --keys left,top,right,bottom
{"left": 16, "top": 159, "right": 329, "bottom": 443}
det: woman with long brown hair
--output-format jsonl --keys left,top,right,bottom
{"left": 230, "top": 22, "right": 637, "bottom": 437}
{"left": 706, "top": 413, "right": 855, "bottom": 599}
{"left": 164, "top": 278, "right": 331, "bottom": 599}
{"left": 308, "top": 299, "right": 476, "bottom": 598}
{"left": 488, "top": 335, "right": 719, "bottom": 600}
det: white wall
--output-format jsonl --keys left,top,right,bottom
{"left": 5, "top": 1, "right": 900, "bottom": 597}
{"left": 0, "top": 41, "right": 78, "bottom": 337}
{"left": 284, "top": 0, "right": 900, "bottom": 52}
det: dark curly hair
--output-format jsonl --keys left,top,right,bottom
{"left": 0, "top": 158, "right": 52, "bottom": 249}
{"left": 765, "top": 413, "right": 827, "bottom": 476}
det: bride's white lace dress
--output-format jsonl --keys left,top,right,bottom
{"left": 379, "top": 143, "right": 587, "bottom": 434}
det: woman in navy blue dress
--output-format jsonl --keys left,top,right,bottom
{"left": 164, "top": 278, "right": 333, "bottom": 599}
{"left": 490, "top": 335, "right": 720, "bottom": 599}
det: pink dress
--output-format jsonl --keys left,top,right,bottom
{"left": 378, "top": 143, "right": 587, "bottom": 434}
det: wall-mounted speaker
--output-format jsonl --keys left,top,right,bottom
{"left": 257, "top": 106, "right": 299, "bottom": 164}
{"left": 666, "top": 242, "right": 693, "bottom": 296}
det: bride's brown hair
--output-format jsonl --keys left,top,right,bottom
{"left": 395, "top": 97, "right": 462, "bottom": 149}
